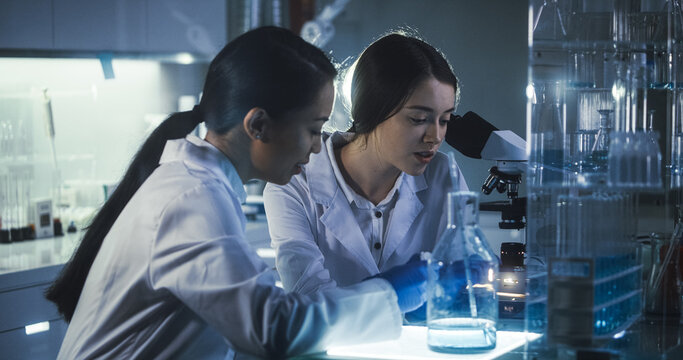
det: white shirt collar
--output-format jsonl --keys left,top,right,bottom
{"left": 159, "top": 134, "right": 247, "bottom": 204}
{"left": 325, "top": 131, "right": 404, "bottom": 208}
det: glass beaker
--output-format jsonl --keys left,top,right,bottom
{"left": 644, "top": 230, "right": 682, "bottom": 317}
{"left": 427, "top": 191, "right": 499, "bottom": 352}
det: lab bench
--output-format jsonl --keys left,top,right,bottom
{"left": 298, "top": 316, "right": 682, "bottom": 360}
{"left": 2, "top": 218, "right": 680, "bottom": 360}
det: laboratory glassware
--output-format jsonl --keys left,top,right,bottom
{"left": 549, "top": 191, "right": 641, "bottom": 345}
{"left": 427, "top": 191, "right": 499, "bottom": 352}
{"left": 526, "top": 0, "right": 675, "bottom": 354}
{"left": 590, "top": 109, "right": 614, "bottom": 177}
{"left": 529, "top": 81, "right": 566, "bottom": 187}
{"left": 644, "top": 230, "right": 682, "bottom": 317}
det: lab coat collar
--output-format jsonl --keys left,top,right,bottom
{"left": 325, "top": 132, "right": 405, "bottom": 208}
{"left": 310, "top": 132, "right": 427, "bottom": 203}
{"left": 159, "top": 135, "right": 247, "bottom": 204}
{"left": 308, "top": 131, "right": 427, "bottom": 273}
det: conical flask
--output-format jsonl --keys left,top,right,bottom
{"left": 427, "top": 191, "right": 499, "bottom": 352}
{"left": 587, "top": 109, "right": 612, "bottom": 176}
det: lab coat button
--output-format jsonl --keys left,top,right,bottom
{"left": 374, "top": 211, "right": 382, "bottom": 218}
{"left": 374, "top": 242, "right": 381, "bottom": 249}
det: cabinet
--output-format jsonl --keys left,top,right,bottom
{"left": 0, "top": 0, "right": 53, "bottom": 49}
{"left": 147, "top": 0, "right": 226, "bottom": 54}
{"left": 0, "top": 265, "right": 67, "bottom": 360}
{"left": 0, "top": 0, "right": 227, "bottom": 56}
{"left": 53, "top": 0, "right": 146, "bottom": 52}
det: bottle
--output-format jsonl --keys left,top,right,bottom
{"left": 427, "top": 191, "right": 499, "bottom": 352}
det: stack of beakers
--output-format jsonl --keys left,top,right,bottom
{"left": 548, "top": 191, "right": 641, "bottom": 344}
{"left": 426, "top": 191, "right": 499, "bottom": 352}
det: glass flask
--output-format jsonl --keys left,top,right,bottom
{"left": 587, "top": 109, "right": 612, "bottom": 175}
{"left": 427, "top": 191, "right": 499, "bottom": 352}
{"left": 529, "top": 81, "right": 566, "bottom": 186}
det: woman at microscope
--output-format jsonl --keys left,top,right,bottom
{"left": 263, "top": 31, "right": 469, "bottom": 322}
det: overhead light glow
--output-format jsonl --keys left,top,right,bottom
{"left": 25, "top": 321, "right": 50, "bottom": 335}
{"left": 176, "top": 53, "right": 195, "bottom": 65}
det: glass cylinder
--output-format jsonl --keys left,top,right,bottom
{"left": 528, "top": 81, "right": 566, "bottom": 187}
{"left": 427, "top": 191, "right": 499, "bottom": 352}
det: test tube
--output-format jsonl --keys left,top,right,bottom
{"left": 22, "top": 166, "right": 34, "bottom": 240}
{"left": 0, "top": 171, "right": 7, "bottom": 243}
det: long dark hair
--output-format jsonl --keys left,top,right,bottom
{"left": 348, "top": 32, "right": 459, "bottom": 134}
{"left": 45, "top": 26, "right": 337, "bottom": 322}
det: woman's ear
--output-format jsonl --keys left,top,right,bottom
{"left": 243, "top": 107, "right": 270, "bottom": 142}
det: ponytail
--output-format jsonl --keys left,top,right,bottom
{"left": 44, "top": 107, "right": 203, "bottom": 322}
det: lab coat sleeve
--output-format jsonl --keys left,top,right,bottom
{"left": 263, "top": 179, "right": 338, "bottom": 295}
{"left": 148, "top": 183, "right": 402, "bottom": 357}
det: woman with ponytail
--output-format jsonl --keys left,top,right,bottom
{"left": 47, "top": 27, "right": 428, "bottom": 359}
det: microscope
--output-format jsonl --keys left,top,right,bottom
{"left": 447, "top": 111, "right": 528, "bottom": 323}
{"left": 447, "top": 111, "right": 527, "bottom": 230}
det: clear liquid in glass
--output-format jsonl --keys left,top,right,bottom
{"left": 427, "top": 191, "right": 498, "bottom": 352}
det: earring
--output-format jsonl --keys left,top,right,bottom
{"left": 255, "top": 133, "right": 262, "bottom": 140}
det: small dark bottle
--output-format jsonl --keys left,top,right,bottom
{"left": 0, "top": 229, "right": 10, "bottom": 244}
{"left": 53, "top": 218, "right": 64, "bottom": 237}
{"left": 67, "top": 221, "right": 78, "bottom": 233}
{"left": 10, "top": 228, "right": 23, "bottom": 242}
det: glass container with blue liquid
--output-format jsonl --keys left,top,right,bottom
{"left": 427, "top": 191, "right": 499, "bottom": 352}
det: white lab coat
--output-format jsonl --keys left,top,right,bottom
{"left": 263, "top": 132, "right": 468, "bottom": 295}
{"left": 57, "top": 135, "right": 402, "bottom": 359}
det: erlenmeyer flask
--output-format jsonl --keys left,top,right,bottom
{"left": 588, "top": 109, "right": 613, "bottom": 175}
{"left": 533, "top": 0, "right": 567, "bottom": 40}
{"left": 427, "top": 191, "right": 499, "bottom": 352}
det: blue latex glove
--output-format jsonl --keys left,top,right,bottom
{"left": 403, "top": 255, "right": 489, "bottom": 322}
{"left": 374, "top": 254, "right": 428, "bottom": 313}
{"left": 432, "top": 254, "right": 492, "bottom": 313}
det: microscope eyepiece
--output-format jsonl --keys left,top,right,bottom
{"left": 446, "top": 112, "right": 499, "bottom": 159}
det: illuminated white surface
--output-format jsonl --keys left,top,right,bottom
{"left": 327, "top": 326, "right": 541, "bottom": 360}
{"left": 25, "top": 321, "right": 50, "bottom": 335}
